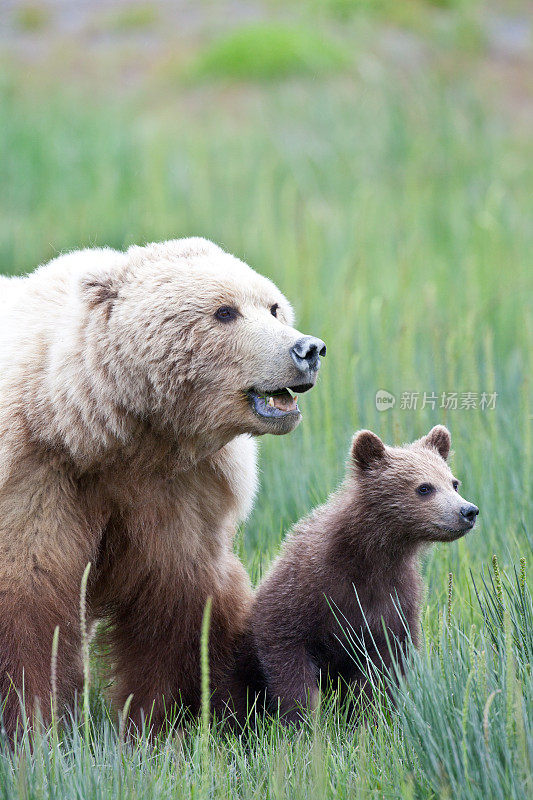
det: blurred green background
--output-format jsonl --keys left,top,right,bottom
{"left": 0, "top": 2, "right": 532, "bottom": 795}
{"left": 2, "top": 0, "right": 530, "bottom": 584}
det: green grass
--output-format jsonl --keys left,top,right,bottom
{"left": 1, "top": 564, "right": 531, "bottom": 798}
{"left": 190, "top": 24, "right": 349, "bottom": 81}
{"left": 0, "top": 5, "right": 532, "bottom": 795}
{"left": 102, "top": 3, "right": 158, "bottom": 33}
{"left": 12, "top": 3, "right": 51, "bottom": 33}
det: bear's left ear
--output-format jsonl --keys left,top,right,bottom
{"left": 421, "top": 425, "right": 451, "bottom": 461}
{"left": 351, "top": 430, "right": 386, "bottom": 471}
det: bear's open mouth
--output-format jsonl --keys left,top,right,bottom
{"left": 247, "top": 384, "right": 313, "bottom": 419}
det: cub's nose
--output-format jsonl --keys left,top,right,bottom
{"left": 290, "top": 336, "right": 326, "bottom": 373}
{"left": 460, "top": 504, "right": 479, "bottom": 523}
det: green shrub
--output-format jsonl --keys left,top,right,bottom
{"left": 191, "top": 23, "right": 349, "bottom": 82}
{"left": 104, "top": 3, "right": 157, "bottom": 33}
{"left": 13, "top": 3, "right": 50, "bottom": 32}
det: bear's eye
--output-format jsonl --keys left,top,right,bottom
{"left": 416, "top": 483, "right": 434, "bottom": 497}
{"left": 214, "top": 306, "right": 239, "bottom": 323}
{"left": 270, "top": 303, "right": 279, "bottom": 318}
{"left": 452, "top": 480, "right": 459, "bottom": 492}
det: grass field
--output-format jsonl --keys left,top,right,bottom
{"left": 0, "top": 1, "right": 532, "bottom": 797}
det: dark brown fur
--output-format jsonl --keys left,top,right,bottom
{"left": 0, "top": 432, "right": 252, "bottom": 737}
{"left": 238, "top": 426, "right": 478, "bottom": 724}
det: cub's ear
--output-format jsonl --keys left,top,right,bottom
{"left": 351, "top": 430, "right": 386, "bottom": 471}
{"left": 79, "top": 270, "right": 119, "bottom": 310}
{"left": 421, "top": 425, "right": 451, "bottom": 461}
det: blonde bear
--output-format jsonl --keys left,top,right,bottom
{"left": 0, "top": 238, "right": 325, "bottom": 735}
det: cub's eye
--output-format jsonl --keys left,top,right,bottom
{"left": 214, "top": 306, "right": 239, "bottom": 323}
{"left": 270, "top": 303, "right": 279, "bottom": 318}
{"left": 417, "top": 483, "right": 434, "bottom": 497}
{"left": 452, "top": 480, "right": 459, "bottom": 492}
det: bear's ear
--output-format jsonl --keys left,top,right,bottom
{"left": 351, "top": 430, "right": 386, "bottom": 471}
{"left": 79, "top": 271, "right": 119, "bottom": 310}
{"left": 421, "top": 425, "right": 451, "bottom": 461}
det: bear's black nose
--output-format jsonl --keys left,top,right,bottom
{"left": 291, "top": 336, "right": 326, "bottom": 373}
{"left": 460, "top": 504, "right": 479, "bottom": 523}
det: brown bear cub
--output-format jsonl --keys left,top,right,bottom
{"left": 239, "top": 425, "right": 478, "bottom": 724}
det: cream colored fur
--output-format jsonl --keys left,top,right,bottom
{"left": 0, "top": 237, "right": 314, "bottom": 732}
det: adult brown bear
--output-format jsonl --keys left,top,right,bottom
{"left": 0, "top": 237, "right": 325, "bottom": 735}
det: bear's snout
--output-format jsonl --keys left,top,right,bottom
{"left": 460, "top": 503, "right": 479, "bottom": 525}
{"left": 290, "top": 336, "right": 326, "bottom": 375}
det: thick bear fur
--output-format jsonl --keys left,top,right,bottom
{"left": 241, "top": 426, "right": 479, "bottom": 724}
{"left": 0, "top": 238, "right": 324, "bottom": 736}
